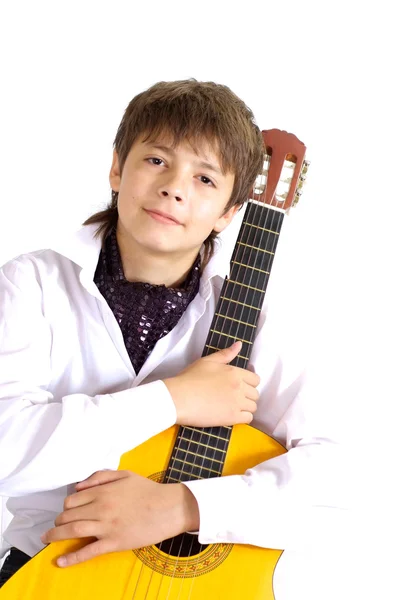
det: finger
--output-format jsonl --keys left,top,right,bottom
{"left": 244, "top": 384, "right": 260, "bottom": 401}
{"left": 42, "top": 521, "right": 100, "bottom": 544}
{"left": 203, "top": 341, "right": 242, "bottom": 364}
{"left": 56, "top": 539, "right": 115, "bottom": 568}
{"left": 242, "top": 370, "right": 261, "bottom": 386}
{"left": 64, "top": 489, "right": 94, "bottom": 510}
{"left": 76, "top": 469, "right": 127, "bottom": 490}
{"left": 55, "top": 504, "right": 100, "bottom": 527}
{"left": 242, "top": 400, "right": 258, "bottom": 414}
{"left": 238, "top": 411, "right": 254, "bottom": 425}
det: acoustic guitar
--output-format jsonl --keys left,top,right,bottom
{"left": 1, "top": 128, "right": 309, "bottom": 599}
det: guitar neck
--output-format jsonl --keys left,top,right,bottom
{"left": 203, "top": 201, "right": 285, "bottom": 368}
{"left": 164, "top": 202, "right": 285, "bottom": 484}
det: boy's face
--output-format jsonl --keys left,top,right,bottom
{"left": 109, "top": 133, "right": 238, "bottom": 260}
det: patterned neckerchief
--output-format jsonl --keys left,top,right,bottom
{"left": 94, "top": 226, "right": 201, "bottom": 374}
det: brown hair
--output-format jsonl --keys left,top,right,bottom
{"left": 83, "top": 79, "right": 264, "bottom": 268}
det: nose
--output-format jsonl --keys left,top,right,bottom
{"left": 158, "top": 169, "right": 188, "bottom": 202}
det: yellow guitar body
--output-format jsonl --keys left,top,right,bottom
{"left": 1, "top": 424, "right": 286, "bottom": 599}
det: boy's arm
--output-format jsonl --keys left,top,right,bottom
{"left": 0, "top": 258, "right": 177, "bottom": 497}
{"left": 181, "top": 315, "right": 352, "bottom": 550}
{"left": 0, "top": 258, "right": 258, "bottom": 498}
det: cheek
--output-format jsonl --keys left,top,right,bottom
{"left": 118, "top": 178, "right": 147, "bottom": 214}
{"left": 192, "top": 201, "right": 222, "bottom": 226}
{"left": 120, "top": 175, "right": 140, "bottom": 197}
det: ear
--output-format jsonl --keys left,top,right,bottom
{"left": 213, "top": 203, "right": 241, "bottom": 234}
{"left": 109, "top": 150, "right": 121, "bottom": 192}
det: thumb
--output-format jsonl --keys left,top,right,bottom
{"left": 75, "top": 469, "right": 126, "bottom": 490}
{"left": 204, "top": 341, "right": 242, "bottom": 363}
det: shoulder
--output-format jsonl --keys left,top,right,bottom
{"left": 0, "top": 223, "right": 101, "bottom": 290}
{"left": 1, "top": 249, "right": 78, "bottom": 292}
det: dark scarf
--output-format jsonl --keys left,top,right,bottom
{"left": 94, "top": 227, "right": 201, "bottom": 373}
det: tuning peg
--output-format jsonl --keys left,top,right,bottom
{"left": 301, "top": 160, "right": 310, "bottom": 176}
{"left": 292, "top": 159, "right": 310, "bottom": 207}
{"left": 293, "top": 190, "right": 302, "bottom": 207}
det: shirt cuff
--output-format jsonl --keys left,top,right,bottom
{"left": 182, "top": 474, "right": 249, "bottom": 545}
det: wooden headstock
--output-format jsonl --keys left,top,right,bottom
{"left": 253, "top": 129, "right": 309, "bottom": 211}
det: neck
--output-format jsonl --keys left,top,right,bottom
{"left": 116, "top": 225, "right": 199, "bottom": 288}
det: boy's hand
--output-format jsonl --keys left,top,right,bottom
{"left": 41, "top": 469, "right": 199, "bottom": 567}
{"left": 164, "top": 341, "right": 260, "bottom": 427}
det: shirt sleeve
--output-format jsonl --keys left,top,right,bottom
{"left": 0, "top": 258, "right": 177, "bottom": 497}
{"left": 182, "top": 308, "right": 353, "bottom": 550}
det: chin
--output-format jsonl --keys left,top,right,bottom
{"left": 139, "top": 236, "right": 179, "bottom": 254}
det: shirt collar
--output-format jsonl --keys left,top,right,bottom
{"left": 51, "top": 222, "right": 231, "bottom": 284}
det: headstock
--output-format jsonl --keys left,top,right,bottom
{"left": 252, "top": 129, "right": 310, "bottom": 211}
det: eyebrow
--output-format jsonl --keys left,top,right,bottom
{"left": 145, "top": 143, "right": 223, "bottom": 176}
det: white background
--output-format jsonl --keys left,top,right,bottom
{"left": 0, "top": 1, "right": 399, "bottom": 598}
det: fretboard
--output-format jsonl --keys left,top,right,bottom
{"left": 164, "top": 201, "right": 285, "bottom": 484}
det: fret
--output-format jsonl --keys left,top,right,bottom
{"left": 228, "top": 279, "right": 265, "bottom": 293}
{"left": 223, "top": 280, "right": 264, "bottom": 306}
{"left": 233, "top": 243, "right": 275, "bottom": 272}
{"left": 170, "top": 457, "right": 221, "bottom": 475}
{"left": 210, "top": 329, "right": 253, "bottom": 345}
{"left": 213, "top": 314, "right": 257, "bottom": 343}
{"left": 245, "top": 201, "right": 285, "bottom": 227}
{"left": 206, "top": 343, "right": 248, "bottom": 361}
{"left": 168, "top": 465, "right": 219, "bottom": 480}
{"left": 231, "top": 260, "right": 270, "bottom": 275}
{"left": 179, "top": 436, "right": 227, "bottom": 455}
{"left": 236, "top": 204, "right": 283, "bottom": 254}
{"left": 166, "top": 473, "right": 203, "bottom": 482}
{"left": 207, "top": 318, "right": 257, "bottom": 346}
{"left": 215, "top": 313, "right": 257, "bottom": 328}
{"left": 220, "top": 296, "right": 261, "bottom": 311}
{"left": 180, "top": 426, "right": 231, "bottom": 452}
{"left": 243, "top": 221, "right": 279, "bottom": 235}
{"left": 230, "top": 262, "right": 270, "bottom": 289}
{"left": 186, "top": 427, "right": 231, "bottom": 443}
{"left": 230, "top": 355, "right": 249, "bottom": 369}
{"left": 173, "top": 446, "right": 225, "bottom": 465}
{"left": 238, "top": 241, "right": 274, "bottom": 255}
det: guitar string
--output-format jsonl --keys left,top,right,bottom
{"left": 186, "top": 181, "right": 275, "bottom": 597}
{"left": 165, "top": 200, "right": 255, "bottom": 599}
{"left": 141, "top": 194, "right": 252, "bottom": 600}
{"left": 150, "top": 208, "right": 244, "bottom": 599}
{"left": 143, "top": 188, "right": 275, "bottom": 600}
{"left": 164, "top": 187, "right": 282, "bottom": 600}
{"left": 162, "top": 173, "right": 273, "bottom": 599}
{"left": 134, "top": 172, "right": 251, "bottom": 600}
{"left": 146, "top": 382, "right": 205, "bottom": 594}
{"left": 148, "top": 151, "right": 286, "bottom": 599}
{"left": 152, "top": 215, "right": 242, "bottom": 599}
{"left": 169, "top": 154, "right": 289, "bottom": 598}
{"left": 150, "top": 236, "right": 235, "bottom": 600}
{"left": 168, "top": 188, "right": 261, "bottom": 598}
{"left": 184, "top": 198, "right": 258, "bottom": 600}
{"left": 179, "top": 185, "right": 283, "bottom": 597}
{"left": 187, "top": 157, "right": 287, "bottom": 599}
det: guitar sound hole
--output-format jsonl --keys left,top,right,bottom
{"left": 156, "top": 533, "right": 209, "bottom": 557}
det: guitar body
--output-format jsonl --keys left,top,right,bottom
{"left": 1, "top": 424, "right": 286, "bottom": 599}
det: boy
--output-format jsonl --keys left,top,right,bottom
{"left": 0, "top": 79, "right": 344, "bottom": 583}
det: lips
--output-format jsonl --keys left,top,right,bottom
{"left": 144, "top": 209, "right": 182, "bottom": 225}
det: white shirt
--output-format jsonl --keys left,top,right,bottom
{"left": 0, "top": 223, "right": 349, "bottom": 558}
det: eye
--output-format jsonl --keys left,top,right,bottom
{"left": 199, "top": 175, "right": 215, "bottom": 186}
{"left": 147, "top": 157, "right": 165, "bottom": 166}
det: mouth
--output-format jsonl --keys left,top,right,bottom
{"left": 143, "top": 209, "right": 182, "bottom": 225}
